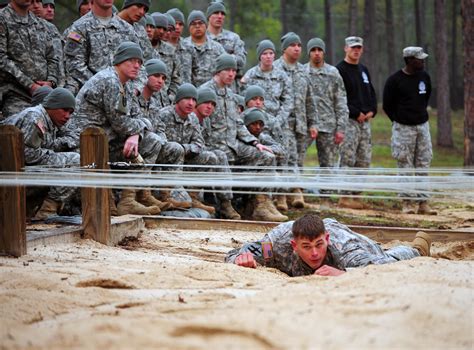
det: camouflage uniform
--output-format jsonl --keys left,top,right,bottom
{"left": 274, "top": 58, "right": 317, "bottom": 169}
{"left": 340, "top": 118, "right": 371, "bottom": 169}
{"left": 207, "top": 29, "right": 246, "bottom": 92}
{"left": 304, "top": 62, "right": 348, "bottom": 167}
{"left": 258, "top": 126, "right": 286, "bottom": 166}
{"left": 153, "top": 40, "right": 182, "bottom": 101}
{"left": 225, "top": 218, "right": 420, "bottom": 277}
{"left": 133, "top": 22, "right": 154, "bottom": 61}
{"left": 43, "top": 20, "right": 65, "bottom": 88}
{"left": 181, "top": 36, "right": 225, "bottom": 87}
{"left": 0, "top": 5, "right": 59, "bottom": 118}
{"left": 172, "top": 37, "right": 192, "bottom": 86}
{"left": 1, "top": 105, "right": 78, "bottom": 201}
{"left": 64, "top": 12, "right": 139, "bottom": 94}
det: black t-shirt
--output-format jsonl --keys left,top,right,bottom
{"left": 382, "top": 69, "right": 431, "bottom": 125}
{"left": 336, "top": 60, "right": 377, "bottom": 120}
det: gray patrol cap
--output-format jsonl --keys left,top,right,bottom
{"left": 43, "top": 88, "right": 76, "bottom": 111}
{"left": 345, "top": 36, "right": 363, "bottom": 47}
{"left": 197, "top": 87, "right": 217, "bottom": 105}
{"left": 403, "top": 46, "right": 429, "bottom": 59}
{"left": 151, "top": 12, "right": 168, "bottom": 29}
{"left": 244, "top": 85, "right": 265, "bottom": 104}
{"left": 307, "top": 37, "right": 326, "bottom": 54}
{"left": 43, "top": 0, "right": 54, "bottom": 6}
{"left": 243, "top": 107, "right": 266, "bottom": 126}
{"left": 175, "top": 83, "right": 198, "bottom": 103}
{"left": 113, "top": 41, "right": 143, "bottom": 65}
{"left": 187, "top": 10, "right": 207, "bottom": 27}
{"left": 144, "top": 58, "right": 168, "bottom": 77}
{"left": 167, "top": 8, "right": 185, "bottom": 24}
{"left": 206, "top": 1, "right": 226, "bottom": 18}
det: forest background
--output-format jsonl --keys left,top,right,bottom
{"left": 52, "top": 0, "right": 473, "bottom": 165}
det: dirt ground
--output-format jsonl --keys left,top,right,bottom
{"left": 0, "top": 223, "right": 473, "bottom": 349}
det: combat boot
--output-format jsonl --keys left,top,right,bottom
{"left": 288, "top": 188, "right": 305, "bottom": 208}
{"left": 34, "top": 197, "right": 61, "bottom": 220}
{"left": 275, "top": 195, "right": 288, "bottom": 211}
{"left": 117, "top": 189, "right": 161, "bottom": 215}
{"left": 189, "top": 191, "right": 216, "bottom": 215}
{"left": 137, "top": 189, "right": 171, "bottom": 211}
{"left": 265, "top": 198, "right": 288, "bottom": 222}
{"left": 158, "top": 189, "right": 192, "bottom": 209}
{"left": 219, "top": 199, "right": 241, "bottom": 220}
{"left": 412, "top": 231, "right": 432, "bottom": 256}
{"left": 252, "top": 194, "right": 286, "bottom": 222}
{"left": 338, "top": 197, "right": 365, "bottom": 210}
{"left": 401, "top": 200, "right": 416, "bottom": 214}
{"left": 417, "top": 201, "right": 437, "bottom": 215}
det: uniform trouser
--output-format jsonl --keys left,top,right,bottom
{"left": 347, "top": 245, "right": 420, "bottom": 267}
{"left": 1, "top": 91, "right": 31, "bottom": 120}
{"left": 211, "top": 149, "right": 233, "bottom": 201}
{"left": 339, "top": 119, "right": 371, "bottom": 195}
{"left": 391, "top": 121, "right": 432, "bottom": 200}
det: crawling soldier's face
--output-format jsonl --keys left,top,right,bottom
{"left": 291, "top": 233, "right": 329, "bottom": 270}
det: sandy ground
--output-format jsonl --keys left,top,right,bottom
{"left": 0, "top": 227, "right": 473, "bottom": 349}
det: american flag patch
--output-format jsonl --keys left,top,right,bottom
{"left": 35, "top": 120, "right": 46, "bottom": 134}
{"left": 261, "top": 241, "right": 273, "bottom": 260}
{"left": 68, "top": 32, "right": 82, "bottom": 42}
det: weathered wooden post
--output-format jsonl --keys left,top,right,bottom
{"left": 80, "top": 127, "right": 110, "bottom": 244}
{"left": 0, "top": 125, "right": 26, "bottom": 257}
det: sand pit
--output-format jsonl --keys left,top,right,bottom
{"left": 0, "top": 226, "right": 473, "bottom": 349}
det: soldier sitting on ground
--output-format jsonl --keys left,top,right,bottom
{"left": 226, "top": 213, "right": 431, "bottom": 277}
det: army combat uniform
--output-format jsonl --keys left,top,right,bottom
{"left": 0, "top": 5, "right": 59, "bottom": 118}
{"left": 225, "top": 218, "right": 420, "bottom": 277}
{"left": 153, "top": 40, "right": 182, "bottom": 102}
{"left": 304, "top": 62, "right": 348, "bottom": 168}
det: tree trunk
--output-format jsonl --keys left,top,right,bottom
{"left": 362, "top": 0, "right": 375, "bottom": 69}
{"left": 348, "top": 0, "right": 358, "bottom": 35}
{"left": 385, "top": 0, "right": 395, "bottom": 74}
{"left": 280, "top": 0, "right": 288, "bottom": 36}
{"left": 324, "top": 0, "right": 335, "bottom": 65}
{"left": 450, "top": 0, "right": 458, "bottom": 107}
{"left": 462, "top": 0, "right": 474, "bottom": 166}
{"left": 435, "top": 0, "right": 453, "bottom": 147}
{"left": 415, "top": 0, "right": 425, "bottom": 47}
{"left": 229, "top": 0, "right": 238, "bottom": 32}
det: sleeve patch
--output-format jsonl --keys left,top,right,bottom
{"left": 67, "top": 31, "right": 82, "bottom": 42}
{"left": 261, "top": 241, "right": 273, "bottom": 260}
{"left": 35, "top": 120, "right": 46, "bottom": 135}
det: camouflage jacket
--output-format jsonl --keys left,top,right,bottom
{"left": 133, "top": 21, "right": 154, "bottom": 61}
{"left": 207, "top": 29, "right": 246, "bottom": 73}
{"left": 135, "top": 92, "right": 168, "bottom": 142}
{"left": 43, "top": 20, "right": 65, "bottom": 87}
{"left": 225, "top": 218, "right": 417, "bottom": 277}
{"left": 64, "top": 67, "right": 152, "bottom": 147}
{"left": 1, "top": 105, "right": 79, "bottom": 166}
{"left": 304, "top": 62, "right": 348, "bottom": 134}
{"left": 153, "top": 40, "right": 182, "bottom": 100}
{"left": 64, "top": 12, "right": 139, "bottom": 93}
{"left": 0, "top": 5, "right": 59, "bottom": 93}
{"left": 241, "top": 65, "right": 294, "bottom": 132}
{"left": 181, "top": 36, "right": 225, "bottom": 87}
{"left": 200, "top": 79, "right": 257, "bottom": 154}
{"left": 273, "top": 58, "right": 318, "bottom": 136}
{"left": 158, "top": 105, "right": 204, "bottom": 156}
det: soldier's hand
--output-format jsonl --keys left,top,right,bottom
{"left": 30, "top": 83, "right": 42, "bottom": 94}
{"left": 309, "top": 127, "right": 318, "bottom": 140}
{"left": 314, "top": 265, "right": 345, "bottom": 276}
{"left": 356, "top": 113, "right": 366, "bottom": 123}
{"left": 123, "top": 134, "right": 140, "bottom": 159}
{"left": 235, "top": 252, "right": 257, "bottom": 268}
{"left": 366, "top": 111, "right": 374, "bottom": 120}
{"left": 256, "top": 143, "right": 273, "bottom": 154}
{"left": 334, "top": 132, "right": 344, "bottom": 145}
{"left": 36, "top": 80, "right": 53, "bottom": 87}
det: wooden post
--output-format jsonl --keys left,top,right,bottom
{"left": 0, "top": 125, "right": 26, "bottom": 257}
{"left": 80, "top": 127, "right": 110, "bottom": 244}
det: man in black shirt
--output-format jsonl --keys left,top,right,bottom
{"left": 336, "top": 36, "right": 377, "bottom": 209}
{"left": 383, "top": 46, "right": 436, "bottom": 215}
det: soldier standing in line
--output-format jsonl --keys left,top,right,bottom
{"left": 201, "top": 54, "right": 285, "bottom": 222}
{"left": 194, "top": 86, "right": 242, "bottom": 220}
{"left": 182, "top": 10, "right": 225, "bottom": 87}
{"left": 144, "top": 14, "right": 155, "bottom": 41}
{"left": 64, "top": 42, "right": 182, "bottom": 215}
{"left": 383, "top": 47, "right": 436, "bottom": 215}
{"left": 166, "top": 8, "right": 190, "bottom": 83}
{"left": 336, "top": 36, "right": 377, "bottom": 210}
{"left": 241, "top": 39, "right": 294, "bottom": 213}
{"left": 150, "top": 12, "right": 182, "bottom": 101}
{"left": 274, "top": 32, "right": 318, "bottom": 209}
{"left": 205, "top": 1, "right": 246, "bottom": 93}
{"left": 304, "top": 38, "right": 349, "bottom": 194}
{"left": 76, "top": 0, "right": 91, "bottom": 17}
{"left": 1, "top": 88, "right": 79, "bottom": 219}
{"left": 226, "top": 214, "right": 432, "bottom": 277}
{"left": 41, "top": 0, "right": 54, "bottom": 21}
{"left": 0, "top": 0, "right": 59, "bottom": 118}
{"left": 64, "top": 0, "right": 140, "bottom": 95}
{"left": 118, "top": 0, "right": 154, "bottom": 61}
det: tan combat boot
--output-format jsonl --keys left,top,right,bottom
{"left": 158, "top": 189, "right": 192, "bottom": 209}
{"left": 338, "top": 197, "right": 365, "bottom": 210}
{"left": 401, "top": 200, "right": 416, "bottom": 214}
{"left": 252, "top": 194, "right": 286, "bottom": 222}
{"left": 288, "top": 188, "right": 305, "bottom": 208}
{"left": 220, "top": 199, "right": 241, "bottom": 220}
{"left": 34, "top": 197, "right": 61, "bottom": 220}
{"left": 117, "top": 189, "right": 161, "bottom": 215}
{"left": 137, "top": 189, "right": 171, "bottom": 211}
{"left": 265, "top": 198, "right": 289, "bottom": 222}
{"left": 417, "top": 201, "right": 437, "bottom": 215}
{"left": 189, "top": 191, "right": 216, "bottom": 215}
{"left": 412, "top": 231, "right": 432, "bottom": 256}
{"left": 275, "top": 194, "right": 288, "bottom": 211}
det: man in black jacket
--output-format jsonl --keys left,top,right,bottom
{"left": 383, "top": 46, "right": 436, "bottom": 215}
{"left": 336, "top": 36, "right": 377, "bottom": 209}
